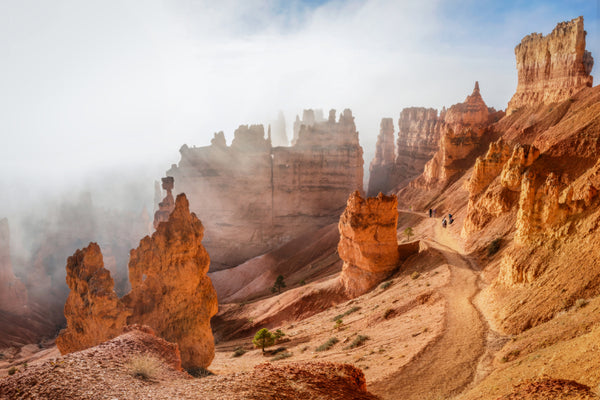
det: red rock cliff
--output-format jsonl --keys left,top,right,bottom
{"left": 124, "top": 193, "right": 218, "bottom": 369}
{"left": 507, "top": 16, "right": 594, "bottom": 114}
{"left": 56, "top": 242, "right": 130, "bottom": 354}
{"left": 167, "top": 109, "right": 363, "bottom": 270}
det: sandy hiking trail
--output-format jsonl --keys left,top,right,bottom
{"left": 371, "top": 210, "right": 489, "bottom": 400}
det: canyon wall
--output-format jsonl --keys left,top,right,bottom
{"left": 0, "top": 218, "right": 28, "bottom": 314}
{"left": 367, "top": 118, "right": 396, "bottom": 196}
{"left": 167, "top": 109, "right": 363, "bottom": 270}
{"left": 507, "top": 16, "right": 594, "bottom": 114}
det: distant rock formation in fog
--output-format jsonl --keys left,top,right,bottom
{"left": 507, "top": 16, "right": 594, "bottom": 114}
{"left": 270, "top": 110, "right": 288, "bottom": 147}
{"left": 153, "top": 176, "right": 175, "bottom": 229}
{"left": 167, "top": 109, "right": 363, "bottom": 270}
{"left": 0, "top": 218, "right": 28, "bottom": 314}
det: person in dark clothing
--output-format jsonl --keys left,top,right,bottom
{"left": 429, "top": 208, "right": 432, "bottom": 218}
{"left": 442, "top": 218, "right": 447, "bottom": 228}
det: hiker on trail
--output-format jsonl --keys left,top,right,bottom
{"left": 448, "top": 213, "right": 454, "bottom": 225}
{"left": 429, "top": 209, "right": 432, "bottom": 218}
{"left": 442, "top": 218, "right": 447, "bottom": 228}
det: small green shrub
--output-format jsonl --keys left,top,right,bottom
{"left": 8, "top": 367, "right": 18, "bottom": 375}
{"left": 487, "top": 238, "right": 502, "bottom": 256}
{"left": 299, "top": 279, "right": 306, "bottom": 286}
{"left": 272, "top": 352, "right": 292, "bottom": 361}
{"left": 345, "top": 335, "right": 369, "bottom": 349}
{"left": 334, "top": 319, "right": 343, "bottom": 330}
{"left": 232, "top": 347, "right": 246, "bottom": 357}
{"left": 316, "top": 337, "right": 339, "bottom": 352}
{"left": 187, "top": 367, "right": 214, "bottom": 378}
{"left": 411, "top": 271, "right": 420, "bottom": 280}
{"left": 380, "top": 281, "right": 393, "bottom": 290}
{"left": 253, "top": 328, "right": 275, "bottom": 352}
{"left": 272, "top": 329, "right": 286, "bottom": 342}
{"left": 331, "top": 306, "right": 361, "bottom": 322}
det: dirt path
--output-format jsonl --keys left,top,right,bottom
{"left": 370, "top": 211, "right": 487, "bottom": 400}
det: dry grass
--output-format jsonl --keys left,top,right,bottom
{"left": 127, "top": 354, "right": 163, "bottom": 381}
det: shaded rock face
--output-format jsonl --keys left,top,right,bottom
{"left": 153, "top": 176, "right": 175, "bottom": 229}
{"left": 367, "top": 118, "right": 396, "bottom": 196}
{"left": 393, "top": 107, "right": 443, "bottom": 188}
{"left": 338, "top": 191, "right": 409, "bottom": 297}
{"left": 507, "top": 16, "right": 594, "bottom": 114}
{"left": 0, "top": 218, "right": 28, "bottom": 314}
{"left": 167, "top": 109, "right": 363, "bottom": 270}
{"left": 124, "top": 193, "right": 218, "bottom": 369}
{"left": 56, "top": 242, "right": 130, "bottom": 354}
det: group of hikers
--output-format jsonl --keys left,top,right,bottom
{"left": 428, "top": 208, "right": 454, "bottom": 228}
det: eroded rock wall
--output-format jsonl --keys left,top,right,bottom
{"left": 56, "top": 242, "right": 130, "bottom": 354}
{"left": 167, "top": 110, "right": 363, "bottom": 270}
{"left": 0, "top": 218, "right": 27, "bottom": 314}
{"left": 124, "top": 193, "right": 218, "bottom": 369}
{"left": 338, "top": 191, "right": 418, "bottom": 297}
{"left": 367, "top": 118, "right": 396, "bottom": 196}
{"left": 507, "top": 16, "right": 594, "bottom": 114}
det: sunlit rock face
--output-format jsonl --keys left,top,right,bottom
{"left": 167, "top": 109, "right": 363, "bottom": 270}
{"left": 124, "top": 193, "right": 218, "bottom": 369}
{"left": 56, "top": 242, "right": 130, "bottom": 354}
{"left": 0, "top": 218, "right": 28, "bottom": 314}
{"left": 338, "top": 191, "right": 405, "bottom": 297}
{"left": 367, "top": 118, "right": 396, "bottom": 196}
{"left": 507, "top": 16, "right": 594, "bottom": 114}
{"left": 418, "top": 82, "right": 502, "bottom": 188}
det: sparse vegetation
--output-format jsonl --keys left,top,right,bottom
{"left": 253, "top": 328, "right": 275, "bottom": 353}
{"left": 127, "top": 354, "right": 162, "bottom": 381}
{"left": 332, "top": 306, "right": 361, "bottom": 322}
{"left": 487, "top": 238, "right": 502, "bottom": 256}
{"left": 576, "top": 298, "right": 589, "bottom": 308}
{"left": 233, "top": 347, "right": 247, "bottom": 357}
{"left": 345, "top": 335, "right": 370, "bottom": 349}
{"left": 271, "top": 275, "right": 286, "bottom": 294}
{"left": 380, "top": 280, "right": 393, "bottom": 290}
{"left": 299, "top": 279, "right": 306, "bottom": 286}
{"left": 316, "top": 337, "right": 339, "bottom": 352}
{"left": 187, "top": 367, "right": 214, "bottom": 378}
{"left": 404, "top": 227, "right": 414, "bottom": 241}
{"left": 334, "top": 319, "right": 344, "bottom": 330}
{"left": 411, "top": 271, "right": 420, "bottom": 280}
{"left": 8, "top": 366, "right": 18, "bottom": 375}
{"left": 501, "top": 349, "right": 521, "bottom": 363}
{"left": 272, "top": 329, "right": 286, "bottom": 342}
{"left": 272, "top": 351, "right": 292, "bottom": 361}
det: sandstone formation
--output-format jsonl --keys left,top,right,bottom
{"left": 418, "top": 82, "right": 500, "bottom": 188}
{"left": 507, "top": 16, "right": 594, "bottom": 114}
{"left": 367, "top": 118, "right": 396, "bottom": 196}
{"left": 124, "top": 193, "right": 218, "bottom": 369}
{"left": 270, "top": 110, "right": 288, "bottom": 147}
{"left": 0, "top": 218, "right": 27, "bottom": 314}
{"left": 167, "top": 109, "right": 363, "bottom": 270}
{"left": 338, "top": 191, "right": 419, "bottom": 297}
{"left": 392, "top": 107, "right": 443, "bottom": 189}
{"left": 56, "top": 242, "right": 130, "bottom": 354}
{"left": 153, "top": 176, "right": 175, "bottom": 229}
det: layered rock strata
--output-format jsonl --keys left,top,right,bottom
{"left": 124, "top": 193, "right": 218, "bottom": 369}
{"left": 0, "top": 218, "right": 28, "bottom": 314}
{"left": 56, "top": 242, "right": 130, "bottom": 354}
{"left": 58, "top": 194, "right": 217, "bottom": 369}
{"left": 367, "top": 118, "right": 396, "bottom": 196}
{"left": 167, "top": 109, "right": 363, "bottom": 270}
{"left": 507, "top": 16, "right": 594, "bottom": 114}
{"left": 338, "top": 191, "right": 419, "bottom": 297}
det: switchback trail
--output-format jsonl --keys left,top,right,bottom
{"left": 370, "top": 210, "right": 488, "bottom": 400}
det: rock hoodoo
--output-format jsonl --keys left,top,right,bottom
{"left": 367, "top": 118, "right": 396, "bottom": 196}
{"left": 153, "top": 176, "right": 175, "bottom": 229}
{"left": 167, "top": 109, "right": 363, "bottom": 270}
{"left": 507, "top": 16, "right": 594, "bottom": 114}
{"left": 338, "top": 191, "right": 418, "bottom": 297}
{"left": 56, "top": 242, "right": 130, "bottom": 354}
{"left": 0, "top": 218, "right": 28, "bottom": 314}
{"left": 124, "top": 193, "right": 218, "bottom": 369}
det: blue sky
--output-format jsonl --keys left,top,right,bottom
{"left": 0, "top": 0, "right": 598, "bottom": 213}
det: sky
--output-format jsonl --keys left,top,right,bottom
{"left": 0, "top": 0, "right": 598, "bottom": 214}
